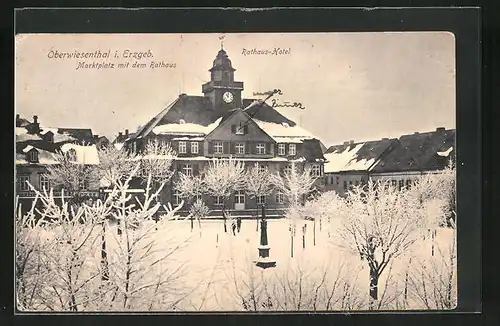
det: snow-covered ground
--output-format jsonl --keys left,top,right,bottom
{"left": 95, "top": 217, "right": 454, "bottom": 311}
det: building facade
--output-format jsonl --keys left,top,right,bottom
{"left": 323, "top": 127, "right": 455, "bottom": 197}
{"left": 122, "top": 48, "right": 326, "bottom": 217}
{"left": 15, "top": 115, "right": 100, "bottom": 214}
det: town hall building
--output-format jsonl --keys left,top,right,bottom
{"left": 122, "top": 47, "right": 326, "bottom": 217}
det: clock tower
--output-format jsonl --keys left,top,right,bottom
{"left": 202, "top": 47, "right": 244, "bottom": 115}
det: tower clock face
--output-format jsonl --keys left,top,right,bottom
{"left": 222, "top": 91, "right": 234, "bottom": 103}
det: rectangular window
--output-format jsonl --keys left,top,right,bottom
{"left": 283, "top": 164, "right": 292, "bottom": 175}
{"left": 256, "top": 143, "right": 266, "bottom": 155}
{"left": 214, "top": 196, "right": 224, "bottom": 205}
{"left": 257, "top": 195, "right": 266, "bottom": 205}
{"left": 182, "top": 164, "right": 192, "bottom": 177}
{"left": 214, "top": 142, "right": 223, "bottom": 154}
{"left": 355, "top": 180, "right": 359, "bottom": 187}
{"left": 278, "top": 143, "right": 286, "bottom": 156}
{"left": 178, "top": 141, "right": 187, "bottom": 154}
{"left": 19, "top": 175, "right": 30, "bottom": 191}
{"left": 391, "top": 180, "right": 397, "bottom": 188}
{"left": 276, "top": 190, "right": 284, "bottom": 204}
{"left": 311, "top": 164, "right": 321, "bottom": 177}
{"left": 258, "top": 164, "right": 267, "bottom": 174}
{"left": 336, "top": 176, "right": 340, "bottom": 185}
{"left": 399, "top": 179, "right": 405, "bottom": 190}
{"left": 406, "top": 179, "right": 413, "bottom": 189}
{"left": 190, "top": 142, "right": 199, "bottom": 154}
{"left": 173, "top": 190, "right": 182, "bottom": 206}
{"left": 39, "top": 174, "right": 50, "bottom": 190}
{"left": 79, "top": 177, "right": 88, "bottom": 190}
{"left": 343, "top": 180, "right": 347, "bottom": 191}
{"left": 289, "top": 144, "right": 296, "bottom": 156}
{"left": 234, "top": 190, "right": 245, "bottom": 204}
{"left": 236, "top": 122, "right": 245, "bottom": 135}
{"left": 28, "top": 151, "right": 38, "bottom": 162}
{"left": 235, "top": 142, "right": 245, "bottom": 154}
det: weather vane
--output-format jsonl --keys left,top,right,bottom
{"left": 218, "top": 34, "right": 225, "bottom": 50}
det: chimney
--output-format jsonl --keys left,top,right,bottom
{"left": 125, "top": 129, "right": 129, "bottom": 137}
{"left": 32, "top": 115, "right": 40, "bottom": 134}
{"left": 382, "top": 137, "right": 389, "bottom": 140}
{"left": 349, "top": 140, "right": 354, "bottom": 145}
{"left": 414, "top": 132, "right": 419, "bottom": 135}
{"left": 93, "top": 134, "right": 99, "bottom": 140}
{"left": 436, "top": 127, "right": 445, "bottom": 133}
{"left": 118, "top": 132, "right": 123, "bottom": 141}
{"left": 343, "top": 141, "right": 349, "bottom": 146}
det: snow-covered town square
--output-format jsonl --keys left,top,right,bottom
{"left": 15, "top": 32, "right": 456, "bottom": 312}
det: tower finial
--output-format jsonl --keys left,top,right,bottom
{"left": 219, "top": 34, "right": 225, "bottom": 50}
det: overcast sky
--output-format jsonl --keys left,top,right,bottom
{"left": 15, "top": 32, "right": 455, "bottom": 146}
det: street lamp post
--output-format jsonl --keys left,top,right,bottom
{"left": 256, "top": 204, "right": 276, "bottom": 269}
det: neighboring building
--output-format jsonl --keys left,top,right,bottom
{"left": 122, "top": 47, "right": 326, "bottom": 217}
{"left": 15, "top": 115, "right": 100, "bottom": 214}
{"left": 323, "top": 138, "right": 396, "bottom": 196}
{"left": 324, "top": 127, "right": 456, "bottom": 197}
{"left": 369, "top": 127, "right": 455, "bottom": 186}
{"left": 94, "top": 135, "right": 111, "bottom": 149}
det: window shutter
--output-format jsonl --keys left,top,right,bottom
{"left": 231, "top": 124, "right": 236, "bottom": 134}
{"left": 208, "top": 142, "right": 213, "bottom": 154}
{"left": 243, "top": 125, "right": 248, "bottom": 134}
{"left": 193, "top": 163, "right": 199, "bottom": 176}
{"left": 230, "top": 142, "right": 235, "bottom": 154}
{"left": 266, "top": 143, "right": 271, "bottom": 155}
{"left": 223, "top": 142, "right": 229, "bottom": 154}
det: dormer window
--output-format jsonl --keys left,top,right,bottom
{"left": 67, "top": 148, "right": 77, "bottom": 162}
{"left": 28, "top": 150, "right": 38, "bottom": 163}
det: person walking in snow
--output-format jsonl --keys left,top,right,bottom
{"left": 236, "top": 216, "right": 242, "bottom": 233}
{"left": 231, "top": 219, "right": 237, "bottom": 236}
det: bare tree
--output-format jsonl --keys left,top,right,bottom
{"left": 406, "top": 221, "right": 457, "bottom": 309}
{"left": 96, "top": 144, "right": 138, "bottom": 187}
{"left": 270, "top": 161, "right": 316, "bottom": 257}
{"left": 175, "top": 172, "right": 205, "bottom": 231}
{"left": 244, "top": 162, "right": 274, "bottom": 231}
{"left": 137, "top": 138, "right": 176, "bottom": 185}
{"left": 203, "top": 157, "right": 246, "bottom": 233}
{"left": 336, "top": 180, "right": 426, "bottom": 309}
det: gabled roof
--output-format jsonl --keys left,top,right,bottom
{"left": 301, "top": 139, "right": 327, "bottom": 162}
{"left": 57, "top": 128, "right": 94, "bottom": 144}
{"left": 324, "top": 138, "right": 395, "bottom": 173}
{"left": 131, "top": 95, "right": 299, "bottom": 141}
{"left": 370, "top": 129, "right": 456, "bottom": 173}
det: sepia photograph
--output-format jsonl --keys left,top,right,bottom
{"left": 15, "top": 31, "right": 457, "bottom": 312}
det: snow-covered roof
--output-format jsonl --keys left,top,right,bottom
{"left": 253, "top": 119, "right": 317, "bottom": 143}
{"left": 324, "top": 143, "right": 376, "bottom": 173}
{"left": 17, "top": 146, "right": 60, "bottom": 165}
{"left": 53, "top": 133, "right": 77, "bottom": 143}
{"left": 60, "top": 143, "right": 100, "bottom": 165}
{"left": 16, "top": 133, "right": 42, "bottom": 142}
{"left": 39, "top": 126, "right": 59, "bottom": 135}
{"left": 152, "top": 118, "right": 222, "bottom": 136}
{"left": 16, "top": 127, "right": 27, "bottom": 136}
{"left": 172, "top": 137, "right": 205, "bottom": 141}
{"left": 437, "top": 146, "right": 453, "bottom": 157}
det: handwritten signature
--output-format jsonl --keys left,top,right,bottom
{"left": 253, "top": 89, "right": 283, "bottom": 96}
{"left": 271, "top": 99, "right": 306, "bottom": 110}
